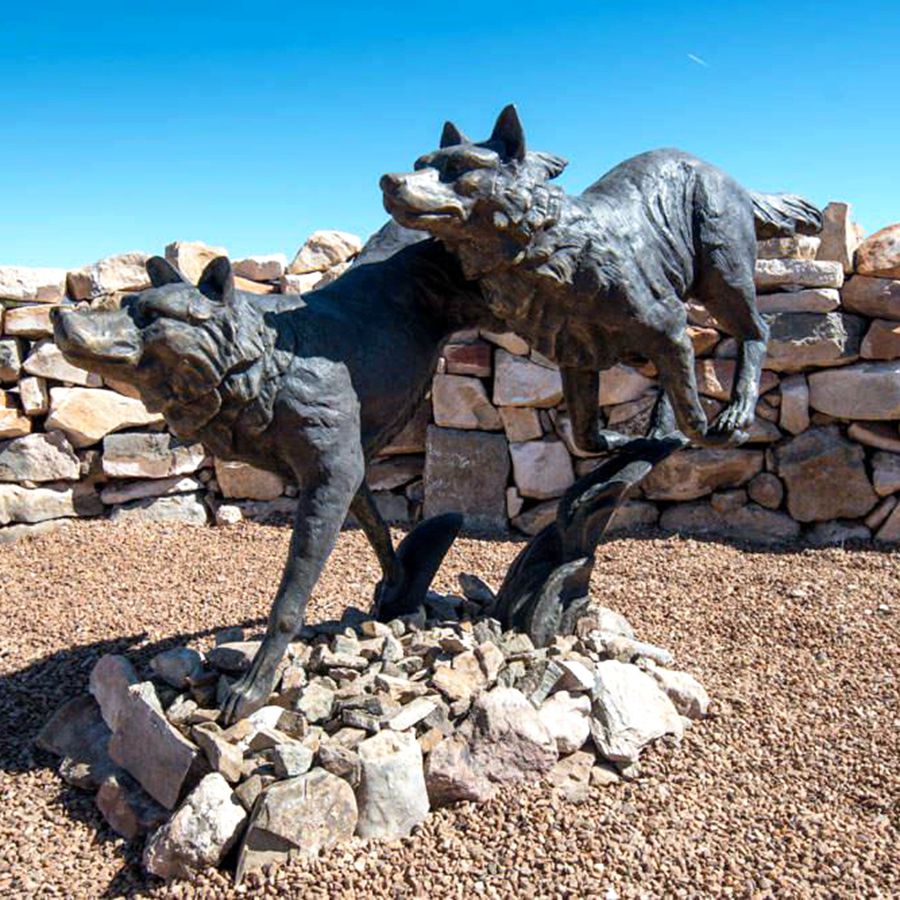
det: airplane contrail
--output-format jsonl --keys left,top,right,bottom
{"left": 687, "top": 53, "right": 710, "bottom": 67}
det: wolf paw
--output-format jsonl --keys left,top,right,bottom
{"left": 221, "top": 667, "right": 274, "bottom": 725}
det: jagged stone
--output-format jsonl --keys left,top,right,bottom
{"left": 763, "top": 312, "right": 863, "bottom": 372}
{"left": 67, "top": 251, "right": 150, "bottom": 300}
{"left": 757, "top": 234, "right": 820, "bottom": 260}
{"left": 509, "top": 439, "right": 575, "bottom": 500}
{"left": 214, "top": 458, "right": 284, "bottom": 500}
{"left": 289, "top": 230, "right": 361, "bottom": 274}
{"left": 232, "top": 253, "right": 287, "bottom": 281}
{"left": 0, "top": 338, "right": 24, "bottom": 382}
{"left": 816, "top": 201, "right": 859, "bottom": 273}
{"left": 100, "top": 475, "right": 201, "bottom": 505}
{"left": 432, "top": 373, "right": 502, "bottom": 430}
{"left": 102, "top": 431, "right": 206, "bottom": 478}
{"left": 0, "top": 265, "right": 67, "bottom": 302}
{"left": 144, "top": 773, "right": 247, "bottom": 880}
{"left": 809, "top": 361, "right": 900, "bottom": 420}
{"left": 645, "top": 665, "right": 710, "bottom": 719}
{"left": 492, "top": 350, "right": 562, "bottom": 408}
{"left": 754, "top": 259, "right": 843, "bottom": 290}
{"left": 0, "top": 432, "right": 80, "bottom": 483}
{"left": 46, "top": 387, "right": 162, "bottom": 448}
{"left": 598, "top": 365, "right": 655, "bottom": 405}
{"left": 537, "top": 691, "right": 591, "bottom": 755}
{"left": 96, "top": 772, "right": 169, "bottom": 839}
{"left": 642, "top": 448, "right": 763, "bottom": 501}
{"left": 548, "top": 749, "right": 595, "bottom": 803}
{"left": 861, "top": 319, "right": 900, "bottom": 360}
{"left": 3, "top": 304, "right": 57, "bottom": 338}
{"left": 841, "top": 276, "right": 900, "bottom": 320}
{"left": 855, "top": 223, "right": 900, "bottom": 278}
{"left": 23, "top": 340, "right": 102, "bottom": 386}
{"left": 164, "top": 241, "right": 229, "bottom": 284}
{"left": 150, "top": 648, "right": 204, "bottom": 689}
{"left": 779, "top": 374, "right": 810, "bottom": 435}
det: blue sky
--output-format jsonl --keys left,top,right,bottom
{"left": 1, "top": 1, "right": 898, "bottom": 268}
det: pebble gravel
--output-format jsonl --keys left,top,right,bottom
{"left": 1, "top": 521, "right": 898, "bottom": 898}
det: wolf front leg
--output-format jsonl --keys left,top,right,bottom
{"left": 561, "top": 367, "right": 631, "bottom": 453}
{"left": 221, "top": 387, "right": 365, "bottom": 724}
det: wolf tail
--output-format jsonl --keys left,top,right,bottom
{"left": 750, "top": 191, "right": 823, "bottom": 240}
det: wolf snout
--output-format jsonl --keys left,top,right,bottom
{"left": 380, "top": 173, "right": 405, "bottom": 195}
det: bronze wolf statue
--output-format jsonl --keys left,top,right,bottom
{"left": 381, "top": 105, "right": 823, "bottom": 450}
{"left": 52, "top": 239, "right": 502, "bottom": 722}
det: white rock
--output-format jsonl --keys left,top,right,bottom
{"left": 0, "top": 265, "right": 67, "bottom": 302}
{"left": 289, "top": 230, "right": 361, "bottom": 274}
{"left": 0, "top": 431, "right": 80, "bottom": 482}
{"left": 432, "top": 374, "right": 502, "bottom": 430}
{"left": 215, "top": 503, "right": 243, "bottom": 526}
{"left": 355, "top": 730, "right": 430, "bottom": 839}
{"left": 493, "top": 350, "right": 563, "bottom": 407}
{"left": 67, "top": 251, "right": 150, "bottom": 300}
{"left": 590, "top": 660, "right": 683, "bottom": 763}
{"left": 23, "top": 340, "right": 102, "bottom": 386}
{"left": 0, "top": 483, "right": 87, "bottom": 525}
{"left": 509, "top": 439, "right": 575, "bottom": 499}
{"left": 214, "top": 458, "right": 284, "bottom": 500}
{"left": 754, "top": 259, "right": 844, "bottom": 291}
{"left": 232, "top": 253, "right": 287, "bottom": 282}
{"left": 18, "top": 376, "right": 49, "bottom": 415}
{"left": 538, "top": 691, "right": 591, "bottom": 755}
{"left": 646, "top": 665, "right": 710, "bottom": 719}
{"left": 143, "top": 773, "right": 247, "bottom": 880}
{"left": 46, "top": 388, "right": 162, "bottom": 448}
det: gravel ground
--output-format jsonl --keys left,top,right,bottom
{"left": 1, "top": 520, "right": 898, "bottom": 898}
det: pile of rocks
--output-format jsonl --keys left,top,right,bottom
{"left": 5, "top": 209, "right": 900, "bottom": 544}
{"left": 38, "top": 582, "right": 707, "bottom": 884}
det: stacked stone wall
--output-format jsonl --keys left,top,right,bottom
{"left": 3, "top": 208, "right": 900, "bottom": 544}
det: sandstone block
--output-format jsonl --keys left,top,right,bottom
{"left": 808, "top": 361, "right": 900, "bottom": 419}
{"left": 861, "top": 319, "right": 900, "bottom": 360}
{"left": 872, "top": 451, "right": 900, "bottom": 497}
{"left": 774, "top": 426, "right": 877, "bottom": 522}
{"left": 816, "top": 202, "right": 859, "bottom": 274}
{"left": 0, "top": 403, "right": 32, "bottom": 439}
{"left": 18, "top": 376, "right": 49, "bottom": 415}
{"left": 695, "top": 359, "right": 778, "bottom": 400}
{"left": 232, "top": 253, "right": 287, "bottom": 282}
{"left": 365, "top": 455, "right": 422, "bottom": 491}
{"left": 102, "top": 431, "right": 206, "bottom": 478}
{"left": 0, "top": 431, "right": 80, "bottom": 482}
{"left": 756, "top": 289, "right": 840, "bottom": 314}
{"left": 109, "top": 493, "right": 209, "bottom": 526}
{"left": 0, "top": 265, "right": 67, "bottom": 303}
{"left": 443, "top": 341, "right": 492, "bottom": 377}
{"left": 480, "top": 330, "right": 529, "bottom": 355}
{"left": 289, "top": 230, "right": 361, "bottom": 274}
{"left": 67, "top": 251, "right": 150, "bottom": 300}
{"left": 498, "top": 406, "right": 543, "bottom": 442}
{"left": 280, "top": 272, "right": 323, "bottom": 294}
{"left": 432, "top": 373, "right": 502, "bottom": 430}
{"left": 509, "top": 439, "right": 575, "bottom": 500}
{"left": 779, "top": 374, "right": 810, "bottom": 435}
{"left": 89, "top": 654, "right": 140, "bottom": 731}
{"left": 847, "top": 422, "right": 900, "bottom": 453}
{"left": 747, "top": 472, "right": 784, "bottom": 510}
{"left": 3, "top": 303, "right": 56, "bottom": 338}
{"left": 642, "top": 448, "right": 763, "bottom": 501}
{"left": 0, "top": 337, "right": 23, "bottom": 381}
{"left": 598, "top": 365, "right": 655, "bottom": 406}
{"left": 214, "top": 458, "right": 284, "bottom": 500}
{"left": 763, "top": 312, "right": 863, "bottom": 372}
{"left": 659, "top": 501, "right": 800, "bottom": 544}
{"left": 100, "top": 475, "right": 201, "bottom": 505}
{"left": 841, "top": 276, "right": 900, "bottom": 320}
{"left": 0, "top": 482, "right": 92, "bottom": 525}
{"left": 24, "top": 340, "right": 102, "bottom": 386}
{"left": 164, "top": 241, "right": 228, "bottom": 284}
{"left": 493, "top": 350, "right": 562, "bottom": 407}
{"left": 423, "top": 427, "right": 510, "bottom": 532}
{"left": 754, "top": 259, "right": 843, "bottom": 291}
{"left": 46, "top": 388, "right": 162, "bottom": 448}
{"left": 855, "top": 223, "right": 900, "bottom": 278}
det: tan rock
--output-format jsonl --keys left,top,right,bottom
{"left": 779, "top": 374, "right": 810, "bottom": 435}
{"left": 841, "top": 276, "right": 900, "bottom": 320}
{"left": 288, "top": 230, "right": 361, "bottom": 274}
{"left": 432, "top": 373, "right": 502, "bottom": 430}
{"left": 102, "top": 431, "right": 205, "bottom": 477}
{"left": 847, "top": 422, "right": 900, "bottom": 453}
{"left": 808, "top": 361, "right": 900, "bottom": 420}
{"left": 643, "top": 448, "right": 763, "bottom": 501}
{"left": 687, "top": 325, "right": 719, "bottom": 356}
{"left": 442, "top": 341, "right": 492, "bottom": 377}
{"left": 18, "top": 376, "right": 48, "bottom": 415}
{"left": 0, "top": 338, "right": 23, "bottom": 382}
{"left": 280, "top": 272, "right": 323, "bottom": 294}
{"left": 816, "top": 202, "right": 860, "bottom": 274}
{"left": 754, "top": 259, "right": 843, "bottom": 291}
{"left": 756, "top": 289, "right": 840, "bottom": 314}
{"left": 480, "top": 330, "right": 530, "bottom": 355}
{"left": 3, "top": 304, "right": 57, "bottom": 338}
{"left": 492, "top": 350, "right": 562, "bottom": 407}
{"left": 499, "top": 406, "right": 542, "bottom": 442}
{"left": 214, "top": 458, "right": 284, "bottom": 500}
{"left": 46, "top": 387, "right": 163, "bottom": 448}
{"left": 774, "top": 426, "right": 877, "bottom": 522}
{"left": 696, "top": 359, "right": 778, "bottom": 400}
{"left": 164, "top": 241, "right": 228, "bottom": 284}
{"left": 0, "top": 431, "right": 80, "bottom": 482}
{"left": 67, "top": 252, "right": 150, "bottom": 300}
{"left": 855, "top": 223, "right": 900, "bottom": 278}
{"left": 0, "top": 403, "right": 31, "bottom": 439}
{"left": 23, "top": 340, "right": 102, "bottom": 386}
{"left": 509, "top": 439, "right": 575, "bottom": 500}
{"left": 234, "top": 276, "right": 276, "bottom": 295}
{"left": 0, "top": 265, "right": 67, "bottom": 303}
{"left": 0, "top": 482, "right": 93, "bottom": 525}
{"left": 747, "top": 472, "right": 784, "bottom": 510}
{"left": 757, "top": 234, "right": 820, "bottom": 260}
{"left": 598, "top": 364, "right": 655, "bottom": 405}
{"left": 861, "top": 319, "right": 900, "bottom": 360}
{"left": 871, "top": 452, "right": 900, "bottom": 497}
{"left": 232, "top": 254, "right": 287, "bottom": 282}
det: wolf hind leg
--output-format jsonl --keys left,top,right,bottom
{"left": 649, "top": 328, "right": 709, "bottom": 445}
{"left": 561, "top": 367, "right": 631, "bottom": 453}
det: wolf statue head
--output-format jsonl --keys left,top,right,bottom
{"left": 380, "top": 105, "right": 569, "bottom": 279}
{"left": 51, "top": 257, "right": 274, "bottom": 444}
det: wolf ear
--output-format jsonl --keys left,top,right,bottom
{"left": 197, "top": 257, "right": 235, "bottom": 304}
{"left": 440, "top": 121, "right": 469, "bottom": 148}
{"left": 490, "top": 104, "right": 526, "bottom": 162}
{"left": 529, "top": 150, "right": 569, "bottom": 181}
{"left": 147, "top": 256, "right": 186, "bottom": 287}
